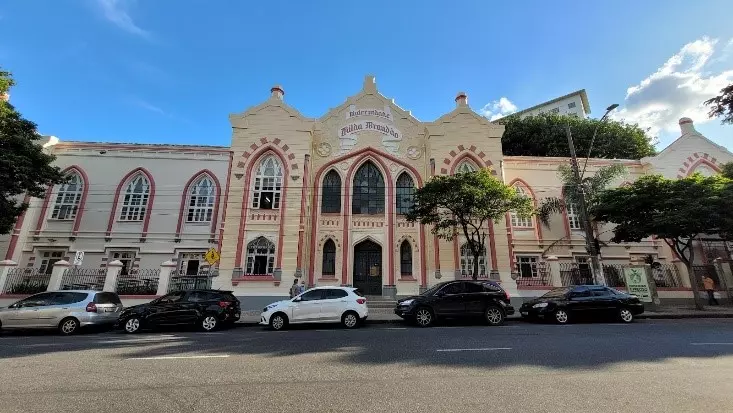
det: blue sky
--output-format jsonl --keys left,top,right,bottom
{"left": 1, "top": 0, "right": 732, "bottom": 150}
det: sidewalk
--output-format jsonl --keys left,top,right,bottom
{"left": 237, "top": 306, "right": 733, "bottom": 325}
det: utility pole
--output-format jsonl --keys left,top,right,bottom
{"left": 565, "top": 124, "right": 605, "bottom": 285}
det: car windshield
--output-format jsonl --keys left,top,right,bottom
{"left": 541, "top": 287, "right": 571, "bottom": 298}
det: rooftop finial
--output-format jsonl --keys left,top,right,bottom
{"left": 270, "top": 85, "right": 284, "bottom": 100}
{"left": 455, "top": 91, "right": 468, "bottom": 108}
{"left": 363, "top": 75, "right": 377, "bottom": 93}
{"left": 679, "top": 117, "right": 697, "bottom": 135}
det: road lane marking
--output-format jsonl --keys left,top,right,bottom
{"left": 691, "top": 342, "right": 733, "bottom": 346}
{"left": 384, "top": 327, "right": 407, "bottom": 330}
{"left": 436, "top": 347, "right": 512, "bottom": 352}
{"left": 127, "top": 355, "right": 231, "bottom": 360}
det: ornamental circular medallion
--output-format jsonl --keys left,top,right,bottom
{"left": 340, "top": 161, "right": 349, "bottom": 170}
{"left": 406, "top": 146, "right": 421, "bottom": 160}
{"left": 389, "top": 163, "right": 398, "bottom": 172}
{"left": 316, "top": 142, "right": 332, "bottom": 157}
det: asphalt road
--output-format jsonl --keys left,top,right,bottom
{"left": 1, "top": 319, "right": 733, "bottom": 413}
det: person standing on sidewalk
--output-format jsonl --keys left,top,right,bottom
{"left": 702, "top": 275, "right": 719, "bottom": 305}
{"left": 290, "top": 279, "right": 300, "bottom": 298}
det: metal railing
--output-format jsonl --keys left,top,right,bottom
{"left": 60, "top": 268, "right": 106, "bottom": 291}
{"left": 602, "top": 264, "right": 626, "bottom": 288}
{"left": 516, "top": 262, "right": 552, "bottom": 287}
{"left": 168, "top": 274, "right": 214, "bottom": 293}
{"left": 2, "top": 268, "right": 51, "bottom": 294}
{"left": 116, "top": 269, "right": 160, "bottom": 295}
{"left": 559, "top": 263, "right": 594, "bottom": 286}
{"left": 651, "top": 264, "right": 683, "bottom": 288}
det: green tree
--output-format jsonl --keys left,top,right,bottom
{"left": 592, "top": 174, "right": 729, "bottom": 310}
{"left": 405, "top": 169, "right": 533, "bottom": 280}
{"left": 720, "top": 162, "right": 733, "bottom": 180}
{"left": 498, "top": 113, "right": 656, "bottom": 159}
{"left": 705, "top": 83, "right": 733, "bottom": 125}
{"left": 0, "top": 68, "right": 65, "bottom": 234}
{"left": 536, "top": 163, "right": 627, "bottom": 229}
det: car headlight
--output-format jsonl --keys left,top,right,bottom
{"left": 532, "top": 302, "right": 549, "bottom": 308}
{"left": 400, "top": 299, "right": 414, "bottom": 306}
{"left": 263, "top": 304, "right": 278, "bottom": 312}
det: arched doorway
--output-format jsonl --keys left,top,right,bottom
{"left": 353, "top": 240, "right": 382, "bottom": 295}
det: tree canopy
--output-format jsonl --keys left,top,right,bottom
{"left": 705, "top": 83, "right": 733, "bottom": 125}
{"left": 0, "top": 68, "right": 65, "bottom": 235}
{"left": 498, "top": 113, "right": 656, "bottom": 160}
{"left": 720, "top": 162, "right": 733, "bottom": 180}
{"left": 537, "top": 163, "right": 627, "bottom": 229}
{"left": 591, "top": 174, "right": 730, "bottom": 309}
{"left": 405, "top": 169, "right": 533, "bottom": 279}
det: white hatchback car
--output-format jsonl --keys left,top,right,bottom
{"left": 260, "top": 287, "right": 368, "bottom": 330}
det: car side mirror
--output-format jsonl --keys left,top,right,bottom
{"left": 9, "top": 303, "right": 20, "bottom": 309}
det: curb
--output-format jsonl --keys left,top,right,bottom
{"left": 235, "top": 313, "right": 733, "bottom": 327}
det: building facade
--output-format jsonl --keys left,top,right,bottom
{"left": 3, "top": 76, "right": 732, "bottom": 305}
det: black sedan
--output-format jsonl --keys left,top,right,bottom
{"left": 118, "top": 289, "right": 241, "bottom": 333}
{"left": 519, "top": 285, "right": 644, "bottom": 324}
{"left": 394, "top": 280, "right": 514, "bottom": 327}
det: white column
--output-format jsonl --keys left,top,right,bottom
{"left": 103, "top": 260, "right": 123, "bottom": 292}
{"left": 0, "top": 260, "right": 18, "bottom": 294}
{"left": 156, "top": 260, "right": 176, "bottom": 296}
{"left": 673, "top": 259, "right": 692, "bottom": 288}
{"left": 47, "top": 260, "right": 70, "bottom": 291}
{"left": 546, "top": 256, "right": 562, "bottom": 287}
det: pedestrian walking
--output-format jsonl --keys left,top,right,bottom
{"left": 702, "top": 275, "right": 719, "bottom": 305}
{"left": 289, "top": 279, "right": 299, "bottom": 298}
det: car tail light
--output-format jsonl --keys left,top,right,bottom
{"left": 356, "top": 298, "right": 366, "bottom": 305}
{"left": 85, "top": 302, "right": 97, "bottom": 313}
{"left": 218, "top": 301, "right": 232, "bottom": 308}
{"left": 504, "top": 291, "right": 511, "bottom": 301}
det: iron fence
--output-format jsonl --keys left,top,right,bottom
{"left": 603, "top": 264, "right": 626, "bottom": 288}
{"left": 559, "top": 263, "right": 594, "bottom": 286}
{"left": 651, "top": 264, "right": 682, "bottom": 288}
{"left": 516, "top": 262, "right": 552, "bottom": 287}
{"left": 116, "top": 269, "right": 160, "bottom": 295}
{"left": 168, "top": 274, "right": 214, "bottom": 293}
{"left": 60, "top": 268, "right": 106, "bottom": 291}
{"left": 2, "top": 268, "right": 51, "bottom": 294}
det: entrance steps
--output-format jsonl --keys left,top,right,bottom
{"left": 365, "top": 296, "right": 397, "bottom": 309}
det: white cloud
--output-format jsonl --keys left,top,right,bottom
{"left": 612, "top": 36, "right": 733, "bottom": 139}
{"left": 479, "top": 97, "right": 518, "bottom": 121}
{"left": 95, "top": 0, "right": 150, "bottom": 38}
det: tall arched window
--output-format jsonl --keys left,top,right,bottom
{"left": 186, "top": 176, "right": 216, "bottom": 222}
{"left": 566, "top": 201, "right": 582, "bottom": 230}
{"left": 396, "top": 173, "right": 415, "bottom": 215}
{"left": 460, "top": 242, "right": 487, "bottom": 277}
{"left": 321, "top": 170, "right": 342, "bottom": 213}
{"left": 510, "top": 185, "right": 533, "bottom": 228}
{"left": 51, "top": 172, "right": 83, "bottom": 220}
{"left": 252, "top": 156, "right": 283, "bottom": 210}
{"left": 119, "top": 174, "right": 150, "bottom": 221}
{"left": 400, "top": 240, "right": 413, "bottom": 276}
{"left": 322, "top": 239, "right": 336, "bottom": 276}
{"left": 245, "top": 236, "right": 275, "bottom": 275}
{"left": 456, "top": 161, "right": 477, "bottom": 174}
{"left": 352, "top": 161, "right": 385, "bottom": 214}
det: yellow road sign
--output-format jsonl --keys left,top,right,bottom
{"left": 204, "top": 248, "right": 220, "bottom": 265}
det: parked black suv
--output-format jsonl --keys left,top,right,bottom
{"left": 118, "top": 289, "right": 241, "bottom": 333}
{"left": 394, "top": 280, "right": 514, "bottom": 327}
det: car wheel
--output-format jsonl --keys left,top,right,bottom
{"left": 619, "top": 308, "right": 634, "bottom": 323}
{"left": 269, "top": 312, "right": 288, "bottom": 331}
{"left": 201, "top": 315, "right": 218, "bottom": 332}
{"left": 414, "top": 307, "right": 434, "bottom": 327}
{"left": 124, "top": 317, "right": 142, "bottom": 334}
{"left": 554, "top": 309, "right": 570, "bottom": 324}
{"left": 59, "top": 317, "right": 80, "bottom": 335}
{"left": 484, "top": 306, "right": 505, "bottom": 326}
{"left": 341, "top": 311, "right": 360, "bottom": 329}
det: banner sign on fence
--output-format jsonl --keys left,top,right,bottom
{"left": 623, "top": 266, "right": 652, "bottom": 303}
{"left": 73, "top": 251, "right": 85, "bottom": 266}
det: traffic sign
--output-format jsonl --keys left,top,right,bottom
{"left": 73, "top": 251, "right": 85, "bottom": 266}
{"left": 204, "top": 248, "right": 220, "bottom": 265}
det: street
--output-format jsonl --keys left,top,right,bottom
{"left": 1, "top": 319, "right": 733, "bottom": 412}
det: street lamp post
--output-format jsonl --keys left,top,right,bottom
{"left": 565, "top": 104, "right": 619, "bottom": 285}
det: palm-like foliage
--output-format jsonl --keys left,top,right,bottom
{"left": 537, "top": 163, "right": 627, "bottom": 228}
